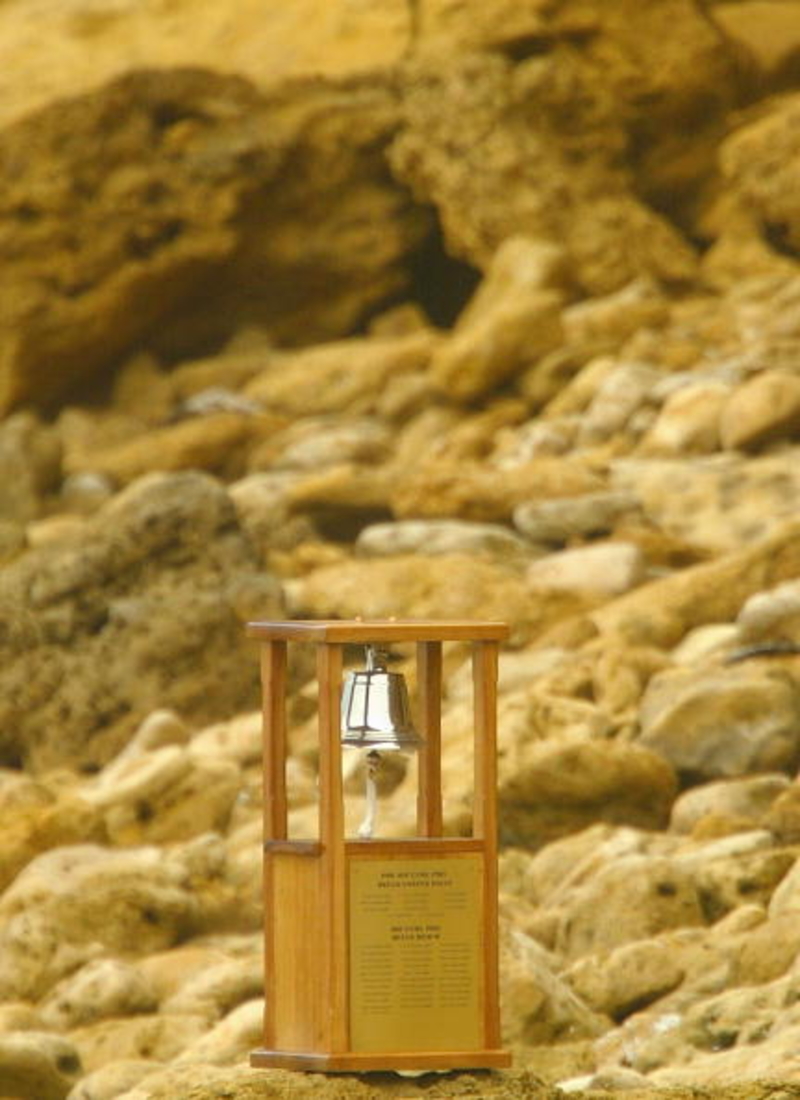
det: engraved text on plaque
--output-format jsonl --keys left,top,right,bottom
{"left": 349, "top": 855, "right": 483, "bottom": 1052}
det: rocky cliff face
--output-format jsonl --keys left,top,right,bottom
{"left": 2, "top": 2, "right": 800, "bottom": 1099}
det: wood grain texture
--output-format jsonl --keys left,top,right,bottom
{"left": 251, "top": 1048, "right": 512, "bottom": 1071}
{"left": 416, "top": 640, "right": 443, "bottom": 836}
{"left": 472, "top": 640, "right": 502, "bottom": 1050}
{"left": 269, "top": 853, "right": 324, "bottom": 1051}
{"left": 317, "top": 642, "right": 348, "bottom": 1053}
{"left": 261, "top": 640, "right": 288, "bottom": 841}
{"left": 247, "top": 619, "right": 510, "bottom": 643}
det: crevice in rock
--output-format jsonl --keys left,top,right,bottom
{"left": 405, "top": 215, "right": 482, "bottom": 328}
{"left": 490, "top": 32, "right": 553, "bottom": 64}
{"left": 308, "top": 505, "right": 394, "bottom": 544}
{"left": 763, "top": 219, "right": 799, "bottom": 259}
{"left": 612, "top": 989, "right": 675, "bottom": 1024}
{"left": 0, "top": 748, "right": 24, "bottom": 770}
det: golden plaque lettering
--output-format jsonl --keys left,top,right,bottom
{"left": 349, "top": 855, "right": 483, "bottom": 1052}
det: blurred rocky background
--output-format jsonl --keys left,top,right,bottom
{"left": 2, "top": 1, "right": 800, "bottom": 1098}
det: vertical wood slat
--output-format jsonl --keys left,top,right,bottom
{"left": 416, "top": 641, "right": 443, "bottom": 837}
{"left": 316, "top": 643, "right": 348, "bottom": 1053}
{"left": 271, "top": 855, "right": 324, "bottom": 1051}
{"left": 262, "top": 854, "right": 276, "bottom": 1050}
{"left": 260, "top": 641, "right": 287, "bottom": 1051}
{"left": 472, "top": 640, "right": 502, "bottom": 1049}
{"left": 261, "top": 641, "right": 288, "bottom": 841}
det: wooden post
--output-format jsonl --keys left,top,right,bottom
{"left": 261, "top": 641, "right": 288, "bottom": 841}
{"left": 316, "top": 642, "right": 348, "bottom": 1053}
{"left": 416, "top": 640, "right": 443, "bottom": 837}
{"left": 260, "top": 640, "right": 287, "bottom": 1052}
{"left": 472, "top": 640, "right": 502, "bottom": 1050}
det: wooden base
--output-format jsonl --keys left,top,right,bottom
{"left": 250, "top": 1048, "right": 512, "bottom": 1073}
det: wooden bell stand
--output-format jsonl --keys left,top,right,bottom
{"left": 247, "top": 619, "right": 511, "bottom": 1073}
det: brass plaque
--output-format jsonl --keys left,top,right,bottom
{"left": 349, "top": 855, "right": 483, "bottom": 1052}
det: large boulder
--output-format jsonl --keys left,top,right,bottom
{"left": 0, "top": 471, "right": 281, "bottom": 771}
{"left": 392, "top": 0, "right": 743, "bottom": 292}
{"left": 0, "top": 67, "right": 428, "bottom": 413}
{"left": 0, "top": 0, "right": 413, "bottom": 131}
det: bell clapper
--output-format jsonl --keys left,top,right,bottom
{"left": 357, "top": 749, "right": 382, "bottom": 838}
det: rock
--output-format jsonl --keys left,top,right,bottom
{"left": 228, "top": 472, "right": 315, "bottom": 555}
{"left": 0, "top": 518, "right": 26, "bottom": 563}
{"left": 60, "top": 473, "right": 116, "bottom": 516}
{"left": 355, "top": 519, "right": 533, "bottom": 560}
{"left": 639, "top": 665, "right": 800, "bottom": 780}
{"left": 430, "top": 237, "right": 565, "bottom": 400}
{"left": 448, "top": 646, "right": 572, "bottom": 701}
{"left": 0, "top": 471, "right": 282, "bottom": 771}
{"left": 0, "top": 793, "right": 106, "bottom": 897}
{"left": 727, "top": 911, "right": 800, "bottom": 985}
{"left": 83, "top": 745, "right": 242, "bottom": 846}
{"left": 0, "top": 1031, "right": 82, "bottom": 1100}
{"left": 189, "top": 712, "right": 262, "bottom": 769}
{"left": 172, "top": 998, "right": 263, "bottom": 1065}
{"left": 513, "top": 492, "right": 641, "bottom": 544}
{"left": 670, "top": 774, "right": 792, "bottom": 835}
{"left": 0, "top": 845, "right": 202, "bottom": 1000}
{"left": 394, "top": 401, "right": 506, "bottom": 466}
{"left": 498, "top": 739, "right": 677, "bottom": 848}
{"left": 492, "top": 417, "right": 578, "bottom": 463}
{"left": 501, "top": 925, "right": 610, "bottom": 1045}
{"left": 281, "top": 463, "right": 399, "bottom": 540}
{"left": 767, "top": 853, "right": 800, "bottom": 917}
{"left": 764, "top": 785, "right": 800, "bottom": 843}
{"left": 737, "top": 579, "right": 800, "bottom": 644}
{"left": 107, "top": 1064, "right": 382, "bottom": 1100}
{"left": 391, "top": 456, "right": 604, "bottom": 523}
{"left": 719, "top": 370, "right": 800, "bottom": 451}
{"left": 67, "top": 1014, "right": 209, "bottom": 1076}
{"left": 266, "top": 417, "right": 392, "bottom": 472}
{"left": 0, "top": 68, "right": 428, "bottom": 413}
{"left": 392, "top": 0, "right": 734, "bottom": 291}
{"left": 610, "top": 454, "right": 800, "bottom": 553}
{"left": 160, "top": 959, "right": 262, "bottom": 1022}
{"left": 565, "top": 938, "right": 685, "bottom": 1021}
{"left": 589, "top": 516, "right": 800, "bottom": 646}
{"left": 561, "top": 279, "right": 670, "bottom": 349}
{"left": 0, "top": 0, "right": 412, "bottom": 131}
{"left": 639, "top": 380, "right": 731, "bottom": 456}
{"left": 675, "top": 834, "right": 797, "bottom": 921}
{"left": 40, "top": 960, "right": 158, "bottom": 1032}
{"left": 545, "top": 354, "right": 627, "bottom": 418}
{"left": 0, "top": 1003, "right": 44, "bottom": 1032}
{"left": 63, "top": 413, "right": 275, "bottom": 485}
{"left": 526, "top": 542, "right": 645, "bottom": 597}
{"left": 559, "top": 1066, "right": 653, "bottom": 1092}
{"left": 712, "top": 2, "right": 800, "bottom": 85}
{"left": 555, "top": 853, "right": 705, "bottom": 959}
{"left": 670, "top": 624, "right": 741, "bottom": 665}
{"left": 284, "top": 554, "right": 598, "bottom": 646}
{"left": 243, "top": 332, "right": 436, "bottom": 419}
{"left": 720, "top": 91, "right": 800, "bottom": 258}
{"left": 110, "top": 709, "right": 190, "bottom": 763}
{"left": 576, "top": 362, "right": 662, "bottom": 446}
{"left": 135, "top": 945, "right": 247, "bottom": 1005}
{"left": 65, "top": 1059, "right": 160, "bottom": 1100}
{"left": 0, "top": 412, "right": 61, "bottom": 522}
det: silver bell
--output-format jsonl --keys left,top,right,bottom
{"left": 340, "top": 646, "right": 423, "bottom": 752}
